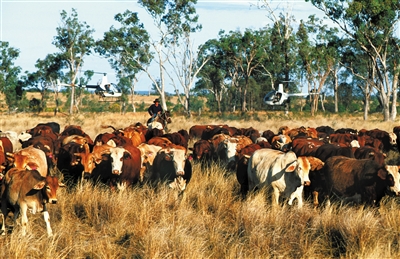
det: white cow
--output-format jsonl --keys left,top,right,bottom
{"left": 247, "top": 148, "right": 323, "bottom": 208}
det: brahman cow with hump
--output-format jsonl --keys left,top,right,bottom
{"left": 7, "top": 146, "right": 48, "bottom": 177}
{"left": 246, "top": 149, "right": 323, "bottom": 208}
{"left": 149, "top": 144, "right": 192, "bottom": 193}
{"left": 313, "top": 156, "right": 394, "bottom": 207}
{"left": 0, "top": 168, "right": 65, "bottom": 236}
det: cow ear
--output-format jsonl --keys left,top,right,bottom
{"left": 164, "top": 153, "right": 173, "bottom": 161}
{"left": 377, "top": 168, "right": 388, "bottom": 180}
{"left": 123, "top": 151, "right": 132, "bottom": 159}
{"left": 285, "top": 161, "right": 297, "bottom": 172}
{"left": 307, "top": 157, "right": 324, "bottom": 171}
{"left": 33, "top": 180, "right": 46, "bottom": 190}
{"left": 26, "top": 162, "right": 39, "bottom": 171}
{"left": 386, "top": 174, "right": 395, "bottom": 187}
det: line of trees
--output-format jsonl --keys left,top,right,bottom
{"left": 0, "top": 1, "right": 399, "bottom": 121}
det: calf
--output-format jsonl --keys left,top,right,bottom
{"left": 1, "top": 168, "right": 64, "bottom": 236}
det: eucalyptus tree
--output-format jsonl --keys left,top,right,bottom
{"left": 53, "top": 8, "right": 95, "bottom": 114}
{"left": 167, "top": 14, "right": 207, "bottom": 118}
{"left": 340, "top": 39, "right": 376, "bottom": 120}
{"left": 256, "top": 1, "right": 298, "bottom": 92}
{"left": 296, "top": 15, "right": 340, "bottom": 116}
{"left": 307, "top": 0, "right": 400, "bottom": 121}
{"left": 0, "top": 41, "right": 22, "bottom": 110}
{"left": 138, "top": 0, "right": 202, "bottom": 111}
{"left": 196, "top": 38, "right": 227, "bottom": 113}
{"left": 95, "top": 10, "right": 152, "bottom": 112}
{"left": 202, "top": 29, "right": 269, "bottom": 112}
{"left": 25, "top": 54, "right": 66, "bottom": 115}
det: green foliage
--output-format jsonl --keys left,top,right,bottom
{"left": 53, "top": 8, "right": 95, "bottom": 114}
{"left": 136, "top": 101, "right": 147, "bottom": 112}
{"left": 189, "top": 96, "right": 205, "bottom": 113}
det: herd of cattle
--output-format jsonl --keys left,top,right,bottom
{"left": 0, "top": 121, "right": 400, "bottom": 236}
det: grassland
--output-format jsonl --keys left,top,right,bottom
{"left": 0, "top": 111, "right": 400, "bottom": 258}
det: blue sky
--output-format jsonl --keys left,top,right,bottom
{"left": 1, "top": 0, "right": 323, "bottom": 92}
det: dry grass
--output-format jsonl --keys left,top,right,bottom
{"left": 0, "top": 112, "right": 400, "bottom": 258}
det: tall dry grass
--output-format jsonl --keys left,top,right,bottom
{"left": 0, "top": 112, "right": 399, "bottom": 258}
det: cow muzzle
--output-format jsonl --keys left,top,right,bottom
{"left": 49, "top": 199, "right": 57, "bottom": 204}
{"left": 303, "top": 181, "right": 311, "bottom": 187}
{"left": 176, "top": 171, "right": 185, "bottom": 176}
{"left": 112, "top": 170, "right": 121, "bottom": 175}
{"left": 83, "top": 172, "right": 92, "bottom": 179}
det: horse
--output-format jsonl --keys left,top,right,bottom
{"left": 147, "top": 111, "right": 172, "bottom": 133}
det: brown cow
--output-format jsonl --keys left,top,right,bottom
{"left": 0, "top": 168, "right": 65, "bottom": 236}
{"left": 121, "top": 126, "right": 146, "bottom": 147}
{"left": 354, "top": 146, "right": 386, "bottom": 167}
{"left": 312, "top": 156, "right": 393, "bottom": 207}
{"left": 162, "top": 132, "right": 188, "bottom": 149}
{"left": 108, "top": 144, "right": 142, "bottom": 190}
{"left": 191, "top": 139, "right": 214, "bottom": 165}
{"left": 359, "top": 128, "right": 396, "bottom": 152}
{"left": 290, "top": 138, "right": 324, "bottom": 157}
{"left": 21, "top": 136, "right": 57, "bottom": 171}
{"left": 147, "top": 136, "right": 172, "bottom": 147}
{"left": 7, "top": 146, "right": 48, "bottom": 177}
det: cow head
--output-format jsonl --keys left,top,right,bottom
{"left": 223, "top": 138, "right": 238, "bottom": 165}
{"left": 109, "top": 147, "right": 131, "bottom": 175}
{"left": 74, "top": 152, "right": 97, "bottom": 179}
{"left": 44, "top": 175, "right": 66, "bottom": 204}
{"left": 385, "top": 165, "right": 400, "bottom": 196}
{"left": 160, "top": 146, "right": 186, "bottom": 176}
{"left": 389, "top": 132, "right": 397, "bottom": 146}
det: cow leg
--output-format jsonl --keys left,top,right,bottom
{"left": 272, "top": 188, "right": 280, "bottom": 207}
{"left": 0, "top": 213, "right": 5, "bottom": 235}
{"left": 288, "top": 186, "right": 304, "bottom": 208}
{"left": 312, "top": 191, "right": 319, "bottom": 209}
{"left": 0, "top": 202, "right": 9, "bottom": 235}
{"left": 42, "top": 204, "right": 53, "bottom": 237}
{"left": 20, "top": 203, "right": 28, "bottom": 236}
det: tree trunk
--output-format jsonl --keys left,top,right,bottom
{"left": 334, "top": 69, "right": 338, "bottom": 113}
{"left": 69, "top": 86, "right": 75, "bottom": 114}
{"left": 363, "top": 91, "right": 370, "bottom": 121}
{"left": 242, "top": 86, "right": 248, "bottom": 112}
{"left": 390, "top": 75, "right": 399, "bottom": 121}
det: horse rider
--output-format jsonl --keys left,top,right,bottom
{"left": 148, "top": 98, "right": 163, "bottom": 122}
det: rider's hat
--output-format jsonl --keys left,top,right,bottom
{"left": 154, "top": 98, "right": 160, "bottom": 103}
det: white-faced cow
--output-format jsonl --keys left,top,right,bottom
{"left": 150, "top": 144, "right": 192, "bottom": 193}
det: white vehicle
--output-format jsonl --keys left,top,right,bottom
{"left": 84, "top": 73, "right": 122, "bottom": 99}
